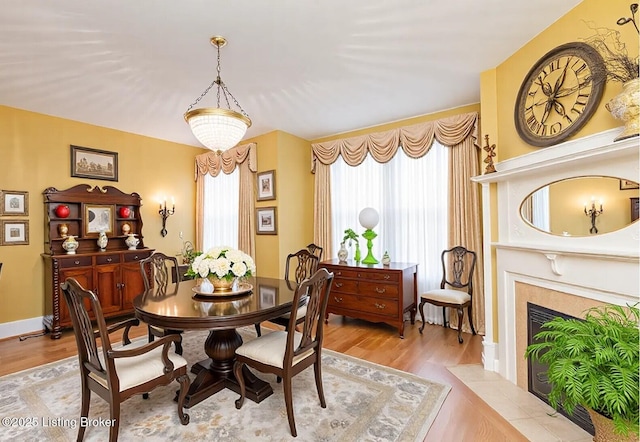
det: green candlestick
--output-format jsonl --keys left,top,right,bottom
{"left": 361, "top": 229, "right": 378, "bottom": 264}
{"left": 354, "top": 242, "right": 361, "bottom": 263}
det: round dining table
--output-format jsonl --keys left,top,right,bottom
{"left": 133, "top": 276, "right": 298, "bottom": 408}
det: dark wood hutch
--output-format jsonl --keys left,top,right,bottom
{"left": 42, "top": 184, "right": 153, "bottom": 338}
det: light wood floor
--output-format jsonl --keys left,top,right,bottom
{"left": 0, "top": 316, "right": 527, "bottom": 442}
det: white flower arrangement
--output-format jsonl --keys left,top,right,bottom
{"left": 185, "top": 246, "right": 256, "bottom": 281}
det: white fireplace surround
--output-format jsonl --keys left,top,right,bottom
{"left": 472, "top": 129, "right": 640, "bottom": 384}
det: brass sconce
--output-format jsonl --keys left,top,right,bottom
{"left": 159, "top": 197, "right": 175, "bottom": 237}
{"left": 584, "top": 198, "right": 603, "bottom": 234}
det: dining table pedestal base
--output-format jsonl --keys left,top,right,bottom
{"left": 178, "top": 328, "right": 274, "bottom": 408}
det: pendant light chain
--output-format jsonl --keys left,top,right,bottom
{"left": 185, "top": 38, "right": 250, "bottom": 119}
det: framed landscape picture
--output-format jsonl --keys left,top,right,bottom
{"left": 257, "top": 170, "right": 276, "bottom": 201}
{"left": 0, "top": 190, "right": 28, "bottom": 216}
{"left": 84, "top": 204, "right": 115, "bottom": 236}
{"left": 70, "top": 145, "right": 118, "bottom": 181}
{"left": 256, "top": 207, "right": 277, "bottom": 235}
{"left": 1, "top": 220, "right": 29, "bottom": 245}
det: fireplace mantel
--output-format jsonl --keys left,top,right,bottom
{"left": 472, "top": 129, "right": 640, "bottom": 383}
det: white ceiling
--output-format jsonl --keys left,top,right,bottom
{"left": 0, "top": 1, "right": 582, "bottom": 148}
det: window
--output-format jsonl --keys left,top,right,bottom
{"left": 330, "top": 142, "right": 449, "bottom": 324}
{"left": 202, "top": 169, "right": 239, "bottom": 250}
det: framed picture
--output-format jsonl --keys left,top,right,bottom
{"left": 84, "top": 204, "right": 115, "bottom": 236}
{"left": 619, "top": 179, "right": 639, "bottom": 190}
{"left": 256, "top": 207, "right": 277, "bottom": 235}
{"left": 259, "top": 284, "right": 278, "bottom": 308}
{"left": 0, "top": 190, "right": 28, "bottom": 216}
{"left": 1, "top": 220, "right": 29, "bottom": 245}
{"left": 70, "top": 145, "right": 118, "bottom": 181}
{"left": 257, "top": 170, "right": 276, "bottom": 201}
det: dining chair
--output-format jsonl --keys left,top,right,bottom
{"left": 233, "top": 268, "right": 334, "bottom": 437}
{"left": 418, "top": 246, "right": 477, "bottom": 343}
{"left": 61, "top": 278, "right": 190, "bottom": 442}
{"left": 306, "top": 243, "right": 323, "bottom": 261}
{"left": 254, "top": 249, "right": 320, "bottom": 336}
{"left": 139, "top": 252, "right": 184, "bottom": 354}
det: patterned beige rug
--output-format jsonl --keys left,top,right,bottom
{"left": 0, "top": 329, "right": 450, "bottom": 441}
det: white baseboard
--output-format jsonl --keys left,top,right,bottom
{"left": 0, "top": 316, "right": 45, "bottom": 340}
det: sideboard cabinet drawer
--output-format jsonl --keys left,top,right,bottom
{"left": 59, "top": 256, "right": 92, "bottom": 268}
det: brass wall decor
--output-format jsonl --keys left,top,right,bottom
{"left": 483, "top": 135, "right": 496, "bottom": 174}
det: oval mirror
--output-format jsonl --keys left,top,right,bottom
{"left": 520, "top": 176, "right": 639, "bottom": 236}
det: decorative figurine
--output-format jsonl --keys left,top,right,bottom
{"left": 381, "top": 251, "right": 391, "bottom": 266}
{"left": 121, "top": 222, "right": 131, "bottom": 235}
{"left": 483, "top": 134, "right": 497, "bottom": 174}
{"left": 58, "top": 223, "right": 69, "bottom": 238}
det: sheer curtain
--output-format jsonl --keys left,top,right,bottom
{"left": 202, "top": 169, "right": 239, "bottom": 250}
{"left": 330, "top": 142, "right": 449, "bottom": 325}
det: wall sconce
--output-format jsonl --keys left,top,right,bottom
{"left": 359, "top": 207, "right": 380, "bottom": 264}
{"left": 159, "top": 197, "right": 175, "bottom": 237}
{"left": 584, "top": 197, "right": 603, "bottom": 234}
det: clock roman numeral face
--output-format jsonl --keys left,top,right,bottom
{"left": 523, "top": 55, "right": 594, "bottom": 137}
{"left": 514, "top": 43, "right": 605, "bottom": 148}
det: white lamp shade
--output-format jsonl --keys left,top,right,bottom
{"left": 359, "top": 207, "right": 379, "bottom": 230}
{"left": 185, "top": 107, "right": 251, "bottom": 152}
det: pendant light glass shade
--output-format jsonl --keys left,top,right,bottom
{"left": 185, "top": 108, "right": 251, "bottom": 152}
{"left": 184, "top": 36, "right": 251, "bottom": 153}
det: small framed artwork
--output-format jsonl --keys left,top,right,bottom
{"left": 257, "top": 170, "right": 276, "bottom": 201}
{"left": 259, "top": 284, "right": 278, "bottom": 308}
{"left": 619, "top": 179, "right": 639, "bottom": 190}
{"left": 0, "top": 190, "right": 29, "bottom": 216}
{"left": 70, "top": 145, "right": 119, "bottom": 181}
{"left": 1, "top": 220, "right": 29, "bottom": 246}
{"left": 256, "top": 207, "right": 277, "bottom": 235}
{"left": 84, "top": 204, "right": 115, "bottom": 236}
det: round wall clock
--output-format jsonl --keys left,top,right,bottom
{"left": 514, "top": 42, "right": 605, "bottom": 147}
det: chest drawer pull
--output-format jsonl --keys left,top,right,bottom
{"left": 335, "top": 282, "right": 343, "bottom": 288}
{"left": 106, "top": 258, "right": 112, "bottom": 263}
{"left": 374, "top": 303, "right": 386, "bottom": 309}
{"left": 384, "top": 275, "right": 390, "bottom": 280}
{"left": 74, "top": 260, "right": 80, "bottom": 265}
{"left": 334, "top": 296, "right": 343, "bottom": 303}
{"left": 375, "top": 287, "right": 386, "bottom": 294}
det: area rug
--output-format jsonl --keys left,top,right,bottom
{"left": 0, "top": 329, "right": 450, "bottom": 441}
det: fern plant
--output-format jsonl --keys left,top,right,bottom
{"left": 525, "top": 304, "right": 639, "bottom": 437}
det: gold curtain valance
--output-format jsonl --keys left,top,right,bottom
{"left": 194, "top": 142, "right": 257, "bottom": 179}
{"left": 311, "top": 112, "right": 479, "bottom": 169}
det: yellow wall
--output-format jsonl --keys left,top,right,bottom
{"left": 0, "top": 105, "right": 201, "bottom": 324}
{"left": 490, "top": 0, "right": 638, "bottom": 161}
{"left": 245, "top": 130, "right": 314, "bottom": 279}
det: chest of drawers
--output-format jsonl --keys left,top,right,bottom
{"left": 319, "top": 260, "right": 418, "bottom": 338}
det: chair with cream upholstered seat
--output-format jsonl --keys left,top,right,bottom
{"left": 61, "top": 277, "right": 190, "bottom": 442}
{"left": 233, "top": 268, "right": 334, "bottom": 437}
{"left": 139, "top": 252, "right": 184, "bottom": 354}
{"left": 254, "top": 248, "right": 319, "bottom": 336}
{"left": 418, "top": 246, "right": 477, "bottom": 344}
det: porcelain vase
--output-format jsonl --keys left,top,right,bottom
{"left": 199, "top": 278, "right": 214, "bottom": 294}
{"left": 605, "top": 78, "right": 640, "bottom": 142}
{"left": 97, "top": 231, "right": 108, "bottom": 252}
{"left": 337, "top": 243, "right": 348, "bottom": 262}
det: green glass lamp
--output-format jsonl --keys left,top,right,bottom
{"left": 359, "top": 207, "right": 379, "bottom": 264}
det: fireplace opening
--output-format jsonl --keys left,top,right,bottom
{"left": 527, "top": 302, "right": 595, "bottom": 435}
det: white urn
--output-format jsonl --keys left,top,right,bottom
{"left": 62, "top": 235, "right": 79, "bottom": 254}
{"left": 97, "top": 231, "right": 108, "bottom": 252}
{"left": 125, "top": 233, "right": 139, "bottom": 250}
